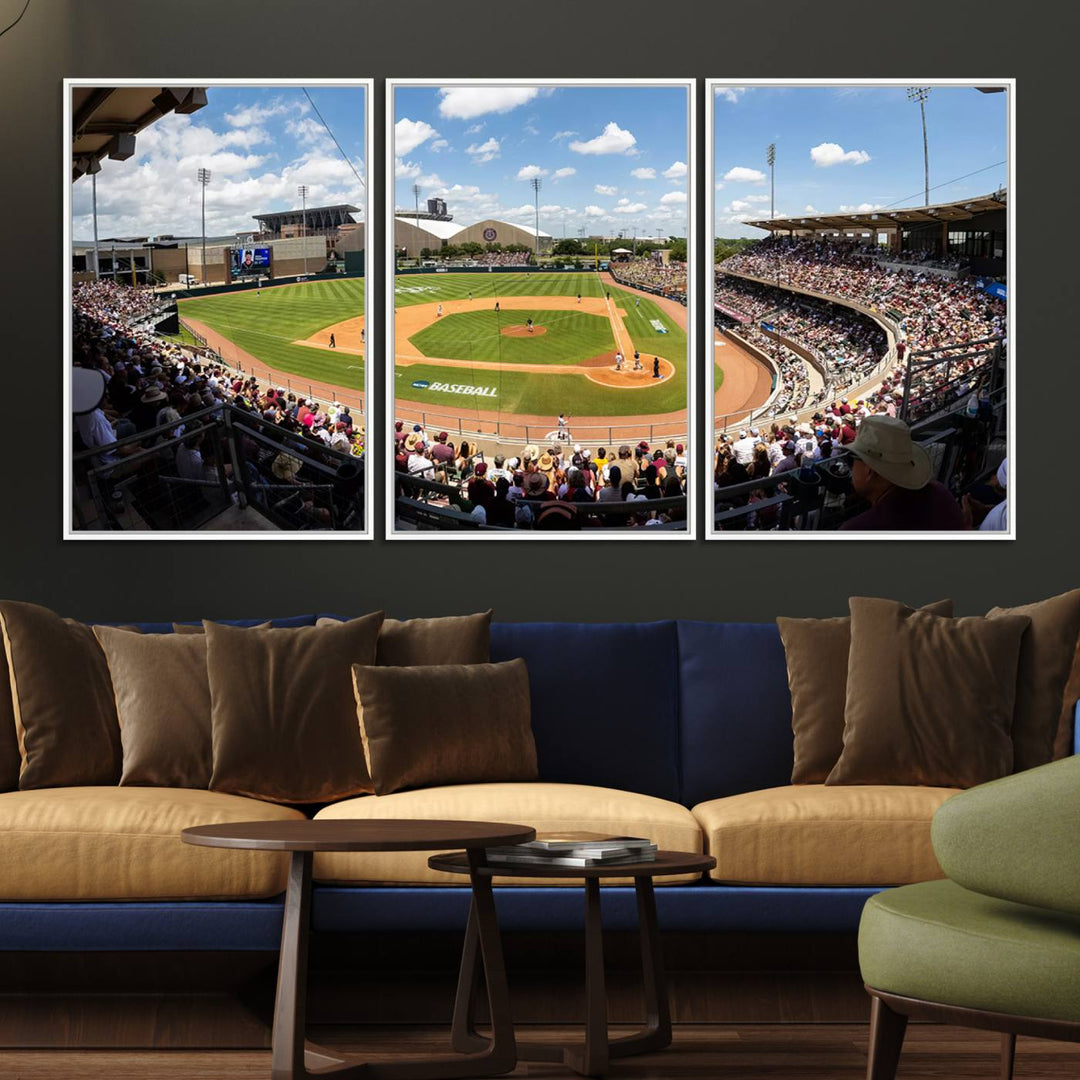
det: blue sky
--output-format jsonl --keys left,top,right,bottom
{"left": 714, "top": 85, "right": 1008, "bottom": 238}
{"left": 72, "top": 85, "right": 366, "bottom": 240}
{"left": 394, "top": 84, "right": 690, "bottom": 239}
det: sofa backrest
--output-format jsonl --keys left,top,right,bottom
{"left": 490, "top": 620, "right": 681, "bottom": 802}
{"left": 125, "top": 615, "right": 317, "bottom": 634}
{"left": 676, "top": 621, "right": 794, "bottom": 807}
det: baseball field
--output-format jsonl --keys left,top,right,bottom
{"left": 394, "top": 271, "right": 688, "bottom": 419}
{"left": 176, "top": 277, "right": 365, "bottom": 391}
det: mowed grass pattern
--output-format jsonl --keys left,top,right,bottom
{"left": 178, "top": 278, "right": 365, "bottom": 390}
{"left": 395, "top": 272, "right": 688, "bottom": 416}
{"left": 409, "top": 309, "right": 614, "bottom": 366}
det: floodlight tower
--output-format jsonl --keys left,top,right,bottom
{"left": 766, "top": 143, "right": 776, "bottom": 220}
{"left": 197, "top": 168, "right": 211, "bottom": 283}
{"left": 907, "top": 87, "right": 932, "bottom": 206}
{"left": 531, "top": 176, "right": 542, "bottom": 258}
{"left": 297, "top": 184, "right": 310, "bottom": 276}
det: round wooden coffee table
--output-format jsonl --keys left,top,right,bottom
{"left": 429, "top": 849, "right": 715, "bottom": 1078}
{"left": 183, "top": 819, "right": 535, "bottom": 1080}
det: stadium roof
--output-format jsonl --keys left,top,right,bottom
{"left": 396, "top": 217, "right": 462, "bottom": 241}
{"left": 71, "top": 87, "right": 207, "bottom": 182}
{"left": 253, "top": 205, "right": 360, "bottom": 226}
{"left": 745, "top": 190, "right": 1007, "bottom": 234}
{"left": 498, "top": 221, "right": 553, "bottom": 239}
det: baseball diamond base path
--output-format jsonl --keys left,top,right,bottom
{"left": 181, "top": 317, "right": 365, "bottom": 411}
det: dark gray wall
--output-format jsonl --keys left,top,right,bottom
{"left": 0, "top": 0, "right": 1073, "bottom": 622}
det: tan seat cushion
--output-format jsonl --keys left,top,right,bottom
{"left": 0, "top": 787, "right": 306, "bottom": 900}
{"left": 313, "top": 782, "right": 703, "bottom": 886}
{"left": 693, "top": 785, "right": 959, "bottom": 886}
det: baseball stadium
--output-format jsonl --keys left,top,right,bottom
{"left": 709, "top": 83, "right": 1010, "bottom": 535}
{"left": 391, "top": 81, "right": 698, "bottom": 532}
{"left": 68, "top": 84, "right": 368, "bottom": 534}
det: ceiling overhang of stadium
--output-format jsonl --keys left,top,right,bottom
{"left": 71, "top": 87, "right": 207, "bottom": 182}
{"left": 746, "top": 192, "right": 1007, "bottom": 234}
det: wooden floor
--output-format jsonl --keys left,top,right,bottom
{"left": 3, "top": 1024, "right": 1080, "bottom": 1079}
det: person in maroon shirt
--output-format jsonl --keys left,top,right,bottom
{"left": 840, "top": 416, "right": 964, "bottom": 531}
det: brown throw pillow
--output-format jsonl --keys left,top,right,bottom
{"left": 0, "top": 647, "right": 19, "bottom": 793}
{"left": 317, "top": 611, "right": 492, "bottom": 666}
{"left": 206, "top": 613, "right": 384, "bottom": 803}
{"left": 0, "top": 601, "right": 121, "bottom": 788}
{"left": 987, "top": 590, "right": 1080, "bottom": 772}
{"left": 1058, "top": 640, "right": 1080, "bottom": 760}
{"left": 93, "top": 626, "right": 212, "bottom": 788}
{"left": 827, "top": 598, "right": 1030, "bottom": 788}
{"left": 778, "top": 599, "right": 954, "bottom": 784}
{"left": 172, "top": 622, "right": 271, "bottom": 634}
{"left": 351, "top": 659, "right": 536, "bottom": 796}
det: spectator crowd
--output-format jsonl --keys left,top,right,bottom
{"left": 609, "top": 258, "right": 688, "bottom": 300}
{"left": 394, "top": 422, "right": 688, "bottom": 530}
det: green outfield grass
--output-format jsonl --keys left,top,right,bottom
{"left": 395, "top": 272, "right": 687, "bottom": 416}
{"left": 177, "top": 277, "right": 364, "bottom": 390}
{"left": 409, "top": 309, "right": 613, "bottom": 366}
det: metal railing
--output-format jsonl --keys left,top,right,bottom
{"left": 394, "top": 470, "right": 687, "bottom": 531}
{"left": 712, "top": 391, "right": 1007, "bottom": 531}
{"left": 72, "top": 403, "right": 365, "bottom": 532}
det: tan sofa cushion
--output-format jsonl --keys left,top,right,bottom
{"left": 313, "top": 782, "right": 703, "bottom": 886}
{"left": 0, "top": 787, "right": 305, "bottom": 900}
{"left": 693, "top": 784, "right": 959, "bottom": 886}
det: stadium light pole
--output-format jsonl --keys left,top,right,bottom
{"left": 297, "top": 184, "right": 309, "bottom": 277}
{"left": 907, "top": 87, "right": 931, "bottom": 207}
{"left": 197, "top": 168, "right": 211, "bottom": 284}
{"left": 87, "top": 157, "right": 102, "bottom": 281}
{"left": 531, "top": 176, "right": 542, "bottom": 259}
{"left": 766, "top": 142, "right": 779, "bottom": 364}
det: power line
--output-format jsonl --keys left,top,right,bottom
{"left": 0, "top": 0, "right": 31, "bottom": 41}
{"left": 301, "top": 87, "right": 365, "bottom": 191}
{"left": 879, "top": 160, "right": 1007, "bottom": 211}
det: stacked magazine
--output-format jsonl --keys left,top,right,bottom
{"left": 484, "top": 832, "right": 657, "bottom": 868}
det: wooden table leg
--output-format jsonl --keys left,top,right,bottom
{"left": 609, "top": 875, "right": 671, "bottom": 1059}
{"left": 449, "top": 897, "right": 487, "bottom": 1054}
{"left": 1001, "top": 1032, "right": 1017, "bottom": 1080}
{"left": 866, "top": 994, "right": 908, "bottom": 1080}
{"left": 563, "top": 877, "right": 609, "bottom": 1078}
{"left": 272, "top": 850, "right": 515, "bottom": 1080}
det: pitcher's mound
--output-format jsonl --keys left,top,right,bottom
{"left": 501, "top": 324, "right": 547, "bottom": 337}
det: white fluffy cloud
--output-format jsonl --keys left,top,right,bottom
{"left": 723, "top": 166, "right": 767, "bottom": 183}
{"left": 583, "top": 204, "right": 605, "bottom": 217}
{"left": 569, "top": 121, "right": 637, "bottom": 156}
{"left": 466, "top": 137, "right": 501, "bottom": 163}
{"left": 552, "top": 166, "right": 576, "bottom": 179}
{"left": 631, "top": 167, "right": 656, "bottom": 180}
{"left": 395, "top": 158, "right": 421, "bottom": 180}
{"left": 714, "top": 87, "right": 747, "bottom": 103}
{"left": 838, "top": 202, "right": 883, "bottom": 213}
{"left": 594, "top": 184, "right": 618, "bottom": 196}
{"left": 224, "top": 99, "right": 302, "bottom": 127}
{"left": 612, "top": 199, "right": 647, "bottom": 214}
{"left": 663, "top": 160, "right": 687, "bottom": 180}
{"left": 516, "top": 164, "right": 547, "bottom": 180}
{"left": 395, "top": 117, "right": 438, "bottom": 156}
{"left": 659, "top": 191, "right": 686, "bottom": 205}
{"left": 551, "top": 129, "right": 577, "bottom": 142}
{"left": 744, "top": 194, "right": 769, "bottom": 203}
{"left": 464, "top": 123, "right": 484, "bottom": 135}
{"left": 810, "top": 142, "right": 871, "bottom": 167}
{"left": 72, "top": 109, "right": 366, "bottom": 238}
{"left": 429, "top": 138, "right": 449, "bottom": 152}
{"left": 438, "top": 86, "right": 539, "bottom": 120}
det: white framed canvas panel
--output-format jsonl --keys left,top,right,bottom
{"left": 64, "top": 78, "right": 373, "bottom": 540}
{"left": 705, "top": 78, "right": 1014, "bottom": 540}
{"left": 386, "top": 78, "right": 696, "bottom": 540}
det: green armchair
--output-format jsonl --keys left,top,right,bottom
{"left": 858, "top": 754, "right": 1080, "bottom": 1080}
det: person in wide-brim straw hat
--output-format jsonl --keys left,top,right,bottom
{"left": 846, "top": 415, "right": 931, "bottom": 490}
{"left": 840, "top": 415, "right": 965, "bottom": 532}
{"left": 271, "top": 454, "right": 303, "bottom": 481}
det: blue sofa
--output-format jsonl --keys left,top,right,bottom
{"left": 2, "top": 616, "right": 1075, "bottom": 954}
